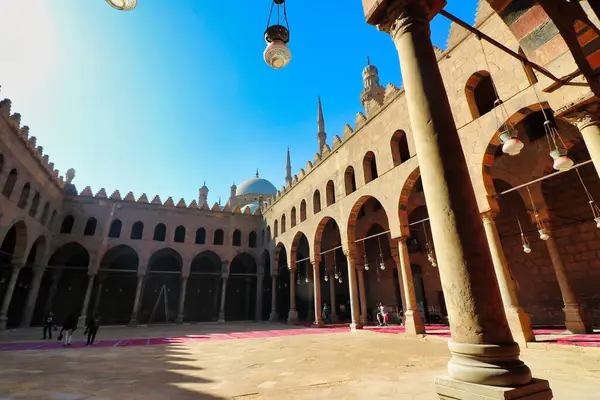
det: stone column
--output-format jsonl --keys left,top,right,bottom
{"left": 217, "top": 275, "right": 228, "bottom": 323}
{"left": 212, "top": 277, "right": 221, "bottom": 321}
{"left": 92, "top": 274, "right": 106, "bottom": 318}
{"left": 328, "top": 270, "right": 338, "bottom": 322}
{"left": 128, "top": 274, "right": 144, "bottom": 327}
{"left": 20, "top": 266, "right": 46, "bottom": 328}
{"left": 544, "top": 228, "right": 592, "bottom": 334}
{"left": 287, "top": 267, "right": 299, "bottom": 324}
{"left": 369, "top": 0, "right": 540, "bottom": 392}
{"left": 356, "top": 265, "right": 368, "bottom": 325}
{"left": 397, "top": 237, "right": 425, "bottom": 335}
{"left": 576, "top": 114, "right": 600, "bottom": 178}
{"left": 345, "top": 252, "right": 362, "bottom": 330}
{"left": 255, "top": 273, "right": 264, "bottom": 321}
{"left": 312, "top": 262, "right": 324, "bottom": 327}
{"left": 176, "top": 276, "right": 188, "bottom": 325}
{"left": 43, "top": 268, "right": 62, "bottom": 321}
{"left": 269, "top": 274, "right": 279, "bottom": 321}
{"left": 245, "top": 277, "right": 252, "bottom": 320}
{"left": 78, "top": 274, "right": 96, "bottom": 326}
{"left": 0, "top": 265, "right": 21, "bottom": 330}
{"left": 307, "top": 276, "right": 314, "bottom": 322}
{"left": 481, "top": 212, "right": 534, "bottom": 344}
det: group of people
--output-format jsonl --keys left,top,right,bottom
{"left": 320, "top": 302, "right": 390, "bottom": 326}
{"left": 42, "top": 311, "right": 102, "bottom": 347}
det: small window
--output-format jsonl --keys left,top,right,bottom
{"left": 233, "top": 230, "right": 242, "bottom": 246}
{"left": 153, "top": 223, "right": 166, "bottom": 241}
{"left": 109, "top": 220, "right": 122, "bottom": 238}
{"left": 326, "top": 180, "right": 335, "bottom": 206}
{"left": 17, "top": 182, "right": 31, "bottom": 209}
{"left": 195, "top": 228, "right": 206, "bottom": 244}
{"left": 2, "top": 169, "right": 18, "bottom": 199}
{"left": 214, "top": 229, "right": 224, "bottom": 245}
{"left": 313, "top": 190, "right": 321, "bottom": 214}
{"left": 131, "top": 221, "right": 144, "bottom": 240}
{"left": 60, "top": 215, "right": 75, "bottom": 234}
{"left": 84, "top": 218, "right": 97, "bottom": 236}
{"left": 174, "top": 225, "right": 186, "bottom": 243}
{"left": 363, "top": 152, "right": 378, "bottom": 183}
{"left": 344, "top": 167, "right": 357, "bottom": 195}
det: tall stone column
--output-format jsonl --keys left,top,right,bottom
{"left": 20, "top": 266, "right": 46, "bottom": 328}
{"left": 43, "top": 268, "right": 62, "bottom": 322}
{"left": 92, "top": 274, "right": 106, "bottom": 318}
{"left": 544, "top": 227, "right": 592, "bottom": 333}
{"left": 356, "top": 265, "right": 368, "bottom": 325}
{"left": 213, "top": 277, "right": 221, "bottom": 321}
{"left": 312, "top": 262, "right": 324, "bottom": 327}
{"left": 363, "top": 1, "right": 545, "bottom": 394}
{"left": 78, "top": 274, "right": 96, "bottom": 326}
{"left": 129, "top": 274, "right": 145, "bottom": 327}
{"left": 0, "top": 265, "right": 21, "bottom": 330}
{"left": 575, "top": 114, "right": 600, "bottom": 178}
{"left": 217, "top": 275, "right": 228, "bottom": 323}
{"left": 255, "top": 273, "right": 264, "bottom": 321}
{"left": 397, "top": 237, "right": 425, "bottom": 335}
{"left": 287, "top": 267, "right": 299, "bottom": 324}
{"left": 328, "top": 270, "right": 338, "bottom": 322}
{"left": 345, "top": 252, "right": 362, "bottom": 330}
{"left": 176, "top": 276, "right": 188, "bottom": 325}
{"left": 481, "top": 212, "right": 534, "bottom": 344}
{"left": 307, "top": 276, "right": 314, "bottom": 322}
{"left": 269, "top": 274, "right": 279, "bottom": 321}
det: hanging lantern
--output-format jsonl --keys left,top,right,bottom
{"left": 423, "top": 221, "right": 437, "bottom": 268}
{"left": 517, "top": 219, "right": 531, "bottom": 254}
{"left": 363, "top": 244, "right": 370, "bottom": 271}
{"left": 305, "top": 277, "right": 309, "bottom": 283}
{"left": 542, "top": 120, "right": 574, "bottom": 172}
{"left": 499, "top": 130, "right": 524, "bottom": 156}
{"left": 549, "top": 149, "right": 574, "bottom": 172}
{"left": 264, "top": 0, "right": 292, "bottom": 70}
{"left": 377, "top": 237, "right": 386, "bottom": 271}
{"left": 105, "top": 0, "right": 137, "bottom": 11}
{"left": 379, "top": 261, "right": 386, "bottom": 271}
{"left": 324, "top": 274, "right": 329, "bottom": 282}
{"left": 538, "top": 227, "right": 550, "bottom": 241}
{"left": 338, "top": 277, "right": 343, "bottom": 284}
{"left": 334, "top": 272, "right": 339, "bottom": 280}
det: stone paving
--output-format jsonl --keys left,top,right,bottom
{"left": 0, "top": 323, "right": 599, "bottom": 399}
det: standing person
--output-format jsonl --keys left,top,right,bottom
{"left": 85, "top": 315, "right": 101, "bottom": 346}
{"left": 42, "top": 311, "right": 55, "bottom": 340}
{"left": 61, "top": 313, "right": 78, "bottom": 347}
{"left": 322, "top": 303, "right": 330, "bottom": 324}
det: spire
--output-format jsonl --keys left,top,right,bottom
{"left": 256, "top": 168, "right": 260, "bottom": 178}
{"left": 317, "top": 97, "right": 327, "bottom": 156}
{"left": 285, "top": 147, "right": 292, "bottom": 185}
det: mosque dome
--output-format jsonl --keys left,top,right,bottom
{"left": 237, "top": 175, "right": 277, "bottom": 196}
{"left": 240, "top": 201, "right": 260, "bottom": 214}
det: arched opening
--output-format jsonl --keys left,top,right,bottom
{"left": 275, "top": 243, "right": 290, "bottom": 320}
{"left": 174, "top": 225, "right": 186, "bottom": 243}
{"left": 266, "top": 226, "right": 272, "bottom": 242}
{"left": 60, "top": 216, "right": 75, "bottom": 234}
{"left": 214, "top": 229, "right": 224, "bottom": 245}
{"left": 153, "top": 223, "right": 166, "bottom": 241}
{"left": 344, "top": 166, "right": 357, "bottom": 195}
{"left": 40, "top": 202, "right": 50, "bottom": 225}
{"left": 274, "top": 220, "right": 279, "bottom": 238}
{"left": 140, "top": 248, "right": 183, "bottom": 324}
{"left": 84, "top": 217, "right": 97, "bottom": 236}
{"left": 313, "top": 190, "right": 321, "bottom": 214}
{"left": 518, "top": 48, "right": 538, "bottom": 85}
{"left": 187, "top": 251, "right": 222, "bottom": 322}
{"left": 281, "top": 214, "right": 287, "bottom": 234}
{"left": 465, "top": 70, "right": 497, "bottom": 119}
{"left": 2, "top": 169, "right": 18, "bottom": 199}
{"left": 291, "top": 207, "right": 297, "bottom": 227}
{"left": 300, "top": 200, "right": 307, "bottom": 222}
{"left": 249, "top": 231, "right": 257, "bottom": 248}
{"left": 326, "top": 180, "right": 336, "bottom": 206}
{"left": 29, "top": 191, "right": 40, "bottom": 218}
{"left": 0, "top": 223, "right": 29, "bottom": 326}
{"left": 227, "top": 252, "right": 257, "bottom": 321}
{"left": 109, "top": 219, "right": 122, "bottom": 238}
{"left": 260, "top": 250, "right": 272, "bottom": 320}
{"left": 290, "top": 232, "right": 312, "bottom": 321}
{"left": 232, "top": 229, "right": 242, "bottom": 246}
{"left": 48, "top": 210, "right": 57, "bottom": 229}
{"left": 363, "top": 151, "right": 378, "bottom": 183}
{"left": 95, "top": 245, "right": 139, "bottom": 325}
{"left": 391, "top": 130, "right": 411, "bottom": 167}
{"left": 130, "top": 221, "right": 144, "bottom": 240}
{"left": 195, "top": 228, "right": 206, "bottom": 244}
{"left": 17, "top": 182, "right": 31, "bottom": 209}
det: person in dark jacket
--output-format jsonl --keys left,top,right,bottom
{"left": 61, "top": 313, "right": 78, "bottom": 347}
{"left": 85, "top": 315, "right": 101, "bottom": 346}
{"left": 42, "top": 311, "right": 55, "bottom": 340}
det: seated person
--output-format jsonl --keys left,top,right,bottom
{"left": 376, "top": 303, "right": 388, "bottom": 326}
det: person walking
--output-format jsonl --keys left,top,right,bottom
{"left": 85, "top": 315, "right": 101, "bottom": 346}
{"left": 42, "top": 311, "right": 56, "bottom": 340}
{"left": 322, "top": 303, "right": 331, "bottom": 324}
{"left": 61, "top": 313, "right": 78, "bottom": 347}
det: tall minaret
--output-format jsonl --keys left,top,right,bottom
{"left": 285, "top": 147, "right": 292, "bottom": 185}
{"left": 360, "top": 56, "right": 385, "bottom": 113}
{"left": 229, "top": 182, "right": 237, "bottom": 209}
{"left": 317, "top": 97, "right": 327, "bottom": 155}
{"left": 199, "top": 181, "right": 209, "bottom": 207}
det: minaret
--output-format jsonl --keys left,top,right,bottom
{"left": 199, "top": 181, "right": 209, "bottom": 207}
{"left": 229, "top": 182, "right": 237, "bottom": 209}
{"left": 317, "top": 97, "right": 327, "bottom": 155}
{"left": 360, "top": 56, "right": 385, "bottom": 114}
{"left": 285, "top": 147, "right": 292, "bottom": 185}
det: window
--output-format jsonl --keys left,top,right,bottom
{"left": 300, "top": 200, "right": 307, "bottom": 222}
{"left": 281, "top": 214, "right": 287, "bottom": 234}
{"left": 109, "top": 220, "right": 122, "bottom": 238}
{"left": 2, "top": 169, "right": 18, "bottom": 199}
{"left": 274, "top": 220, "right": 278, "bottom": 237}
{"left": 29, "top": 191, "right": 40, "bottom": 217}
{"left": 174, "top": 225, "right": 186, "bottom": 243}
{"left": 391, "top": 131, "right": 410, "bottom": 167}
{"left": 195, "top": 228, "right": 206, "bottom": 244}
{"left": 214, "top": 229, "right": 224, "bottom": 245}
{"left": 465, "top": 71, "right": 497, "bottom": 119}
{"left": 17, "top": 182, "right": 30, "bottom": 209}
{"left": 233, "top": 230, "right": 242, "bottom": 246}
{"left": 363, "top": 151, "right": 378, "bottom": 183}
{"left": 291, "top": 207, "right": 297, "bottom": 227}
{"left": 344, "top": 166, "right": 357, "bottom": 195}
{"left": 326, "top": 180, "right": 336, "bottom": 206}
{"left": 60, "top": 215, "right": 75, "bottom": 234}
{"left": 153, "top": 223, "right": 166, "bottom": 241}
{"left": 131, "top": 221, "right": 144, "bottom": 240}
{"left": 84, "top": 218, "right": 97, "bottom": 236}
{"left": 313, "top": 190, "right": 321, "bottom": 214}
{"left": 40, "top": 202, "right": 50, "bottom": 225}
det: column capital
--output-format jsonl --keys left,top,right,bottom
{"left": 363, "top": 0, "right": 444, "bottom": 31}
{"left": 574, "top": 114, "right": 600, "bottom": 131}
{"left": 221, "top": 273, "right": 229, "bottom": 280}
{"left": 481, "top": 210, "right": 497, "bottom": 224}
{"left": 388, "top": 0, "right": 432, "bottom": 40}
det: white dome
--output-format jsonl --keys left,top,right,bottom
{"left": 237, "top": 177, "right": 277, "bottom": 196}
{"left": 240, "top": 201, "right": 260, "bottom": 214}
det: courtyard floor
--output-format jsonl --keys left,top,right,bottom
{"left": 0, "top": 323, "right": 598, "bottom": 399}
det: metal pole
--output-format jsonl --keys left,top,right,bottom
{"left": 353, "top": 230, "right": 391, "bottom": 244}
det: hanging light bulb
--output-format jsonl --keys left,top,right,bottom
{"left": 379, "top": 261, "right": 386, "bottom": 271}
{"left": 377, "top": 237, "right": 386, "bottom": 271}
{"left": 338, "top": 277, "right": 343, "bottom": 284}
{"left": 523, "top": 244, "right": 532, "bottom": 254}
{"left": 499, "top": 130, "right": 524, "bottom": 156}
{"left": 264, "top": 0, "right": 292, "bottom": 70}
{"left": 305, "top": 277, "right": 309, "bottom": 283}
{"left": 550, "top": 149, "right": 574, "bottom": 172}
{"left": 517, "top": 219, "right": 532, "bottom": 254}
{"left": 324, "top": 274, "right": 329, "bottom": 282}
{"left": 538, "top": 228, "right": 550, "bottom": 241}
{"left": 334, "top": 272, "right": 339, "bottom": 280}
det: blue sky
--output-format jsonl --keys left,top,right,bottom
{"left": 0, "top": 0, "right": 478, "bottom": 205}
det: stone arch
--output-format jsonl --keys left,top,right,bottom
{"left": 326, "top": 180, "right": 336, "bottom": 206}
{"left": 274, "top": 242, "right": 290, "bottom": 319}
{"left": 153, "top": 223, "right": 166, "bottom": 241}
{"left": 465, "top": 70, "right": 497, "bottom": 119}
{"left": 17, "top": 182, "right": 31, "bottom": 209}
{"left": 344, "top": 166, "right": 357, "bottom": 195}
{"left": 214, "top": 229, "right": 224, "bottom": 245}
{"left": 300, "top": 200, "right": 307, "bottom": 222}
{"left": 195, "top": 227, "right": 206, "bottom": 244}
{"left": 390, "top": 130, "right": 411, "bottom": 167}
{"left": 191, "top": 250, "right": 222, "bottom": 274}
{"left": 291, "top": 206, "right": 297, "bottom": 228}
{"left": 249, "top": 231, "right": 257, "bottom": 248}
{"left": 230, "top": 252, "right": 257, "bottom": 274}
{"left": 363, "top": 151, "right": 378, "bottom": 183}
{"left": 84, "top": 217, "right": 97, "bottom": 236}
{"left": 227, "top": 252, "right": 258, "bottom": 320}
{"left": 398, "top": 167, "right": 422, "bottom": 226}
{"left": 131, "top": 221, "right": 144, "bottom": 240}
{"left": 313, "top": 190, "right": 321, "bottom": 214}
{"left": 60, "top": 215, "right": 75, "bottom": 234}
{"left": 40, "top": 202, "right": 50, "bottom": 225}
{"left": 232, "top": 229, "right": 242, "bottom": 246}
{"left": 109, "top": 219, "right": 122, "bottom": 238}
{"left": 347, "top": 195, "right": 389, "bottom": 257}
{"left": 26, "top": 235, "right": 46, "bottom": 265}
{"left": 100, "top": 244, "right": 139, "bottom": 271}
{"left": 290, "top": 231, "right": 310, "bottom": 266}
{"left": 2, "top": 169, "right": 18, "bottom": 199}
{"left": 141, "top": 247, "right": 183, "bottom": 324}
{"left": 188, "top": 250, "right": 222, "bottom": 322}
{"left": 148, "top": 247, "right": 183, "bottom": 272}
{"left": 174, "top": 225, "right": 186, "bottom": 243}
{"left": 29, "top": 191, "right": 40, "bottom": 218}
{"left": 274, "top": 242, "right": 287, "bottom": 270}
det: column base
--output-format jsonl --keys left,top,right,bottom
{"left": 175, "top": 316, "right": 184, "bottom": 325}
{"left": 217, "top": 313, "right": 225, "bottom": 324}
{"left": 77, "top": 315, "right": 87, "bottom": 329}
{"left": 564, "top": 305, "right": 593, "bottom": 334}
{"left": 404, "top": 310, "right": 426, "bottom": 335}
{"left": 505, "top": 307, "right": 535, "bottom": 344}
{"left": 435, "top": 376, "right": 552, "bottom": 399}
{"left": 287, "top": 310, "right": 299, "bottom": 324}
{"left": 331, "top": 314, "right": 339, "bottom": 323}
{"left": 0, "top": 314, "right": 7, "bottom": 331}
{"left": 359, "top": 314, "right": 368, "bottom": 325}
{"left": 128, "top": 315, "right": 138, "bottom": 327}
{"left": 269, "top": 310, "right": 279, "bottom": 322}
{"left": 350, "top": 322, "right": 363, "bottom": 331}
{"left": 447, "top": 341, "right": 532, "bottom": 387}
{"left": 313, "top": 319, "right": 325, "bottom": 328}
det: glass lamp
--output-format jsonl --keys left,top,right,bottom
{"left": 106, "top": 0, "right": 137, "bottom": 11}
